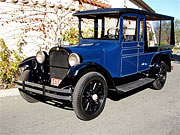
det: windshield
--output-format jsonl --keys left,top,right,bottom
{"left": 80, "top": 17, "right": 120, "bottom": 40}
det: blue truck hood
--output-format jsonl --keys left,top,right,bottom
{"left": 65, "top": 43, "right": 104, "bottom": 65}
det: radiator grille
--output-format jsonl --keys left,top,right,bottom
{"left": 49, "top": 49, "right": 69, "bottom": 80}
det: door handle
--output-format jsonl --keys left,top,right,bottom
{"left": 137, "top": 44, "right": 140, "bottom": 48}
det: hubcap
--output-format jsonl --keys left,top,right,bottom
{"left": 92, "top": 94, "right": 98, "bottom": 101}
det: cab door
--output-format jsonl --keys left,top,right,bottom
{"left": 120, "top": 14, "right": 145, "bottom": 76}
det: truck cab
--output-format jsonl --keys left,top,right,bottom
{"left": 16, "top": 8, "right": 175, "bottom": 121}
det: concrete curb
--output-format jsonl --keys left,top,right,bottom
{"left": 0, "top": 88, "right": 20, "bottom": 97}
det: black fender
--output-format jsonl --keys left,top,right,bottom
{"left": 19, "top": 56, "right": 36, "bottom": 69}
{"left": 151, "top": 53, "right": 171, "bottom": 72}
{"left": 18, "top": 56, "right": 39, "bottom": 82}
{"left": 67, "top": 62, "right": 116, "bottom": 89}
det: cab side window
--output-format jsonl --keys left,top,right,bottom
{"left": 123, "top": 16, "right": 137, "bottom": 42}
{"left": 146, "top": 20, "right": 171, "bottom": 47}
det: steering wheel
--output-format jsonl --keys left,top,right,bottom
{"left": 107, "top": 27, "right": 119, "bottom": 39}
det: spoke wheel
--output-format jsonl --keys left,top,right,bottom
{"left": 152, "top": 61, "right": 168, "bottom": 90}
{"left": 82, "top": 80, "right": 104, "bottom": 114}
{"left": 73, "top": 72, "right": 107, "bottom": 121}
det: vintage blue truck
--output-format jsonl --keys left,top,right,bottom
{"left": 16, "top": 8, "right": 175, "bottom": 120}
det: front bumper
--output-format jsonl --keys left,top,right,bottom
{"left": 15, "top": 81, "right": 72, "bottom": 101}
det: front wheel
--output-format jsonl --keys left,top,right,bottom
{"left": 19, "top": 70, "right": 38, "bottom": 103}
{"left": 152, "top": 61, "right": 168, "bottom": 90}
{"left": 73, "top": 72, "right": 108, "bottom": 121}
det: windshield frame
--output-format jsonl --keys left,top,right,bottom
{"left": 78, "top": 15, "right": 120, "bottom": 41}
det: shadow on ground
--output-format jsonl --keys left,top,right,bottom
{"left": 108, "top": 85, "right": 149, "bottom": 101}
{"left": 44, "top": 100, "right": 73, "bottom": 111}
{"left": 172, "top": 54, "right": 180, "bottom": 64}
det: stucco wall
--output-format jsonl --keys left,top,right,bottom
{"left": 0, "top": 0, "right": 150, "bottom": 57}
{"left": 0, "top": 0, "right": 80, "bottom": 56}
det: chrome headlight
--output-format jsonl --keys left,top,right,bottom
{"left": 68, "top": 53, "right": 80, "bottom": 66}
{"left": 36, "top": 51, "right": 45, "bottom": 64}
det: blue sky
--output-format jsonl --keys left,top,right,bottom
{"left": 143, "top": 0, "right": 180, "bottom": 20}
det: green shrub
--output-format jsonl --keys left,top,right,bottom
{"left": 62, "top": 28, "right": 79, "bottom": 45}
{"left": 62, "top": 27, "right": 95, "bottom": 45}
{"left": 0, "top": 38, "right": 24, "bottom": 88}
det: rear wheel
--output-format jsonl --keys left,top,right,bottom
{"left": 152, "top": 61, "right": 168, "bottom": 90}
{"left": 19, "top": 70, "right": 38, "bottom": 103}
{"left": 73, "top": 72, "right": 107, "bottom": 121}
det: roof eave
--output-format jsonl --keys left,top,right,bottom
{"left": 130, "top": 0, "right": 155, "bottom": 13}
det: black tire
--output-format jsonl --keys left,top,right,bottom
{"left": 73, "top": 72, "right": 108, "bottom": 121}
{"left": 152, "top": 61, "right": 168, "bottom": 90}
{"left": 19, "top": 70, "right": 38, "bottom": 103}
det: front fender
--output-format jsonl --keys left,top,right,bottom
{"left": 68, "top": 62, "right": 116, "bottom": 89}
{"left": 18, "top": 56, "right": 37, "bottom": 82}
{"left": 19, "top": 56, "right": 36, "bottom": 69}
{"left": 68, "top": 62, "right": 97, "bottom": 77}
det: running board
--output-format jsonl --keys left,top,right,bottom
{"left": 116, "top": 78, "right": 155, "bottom": 93}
